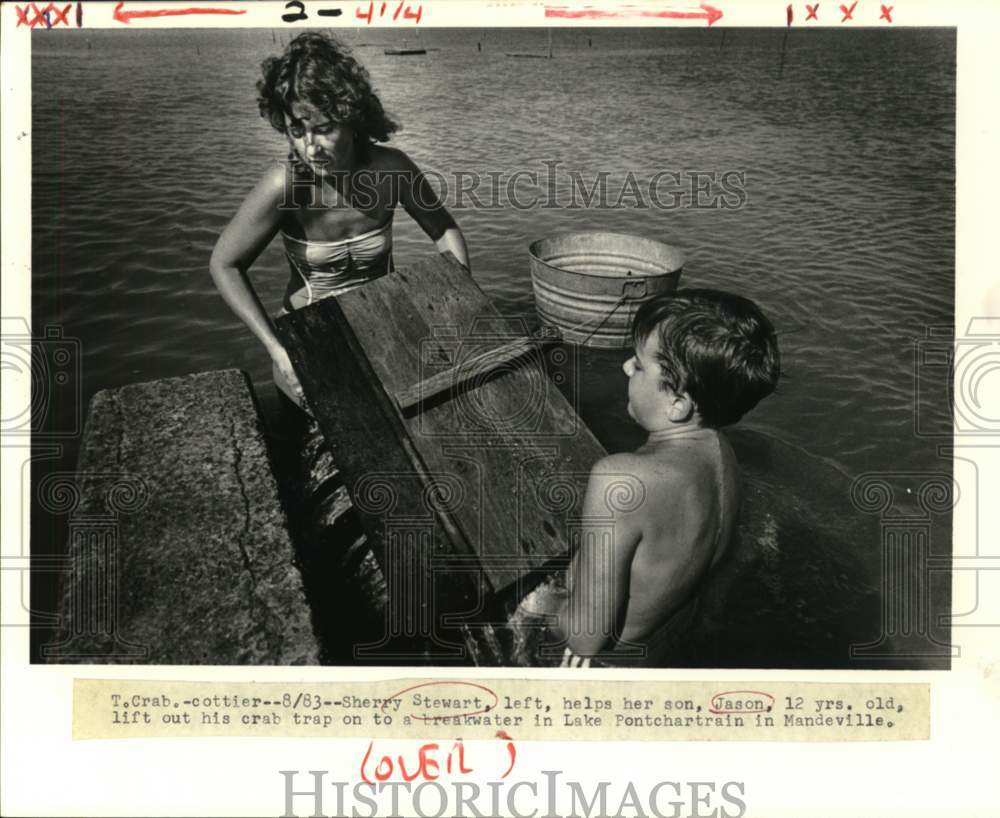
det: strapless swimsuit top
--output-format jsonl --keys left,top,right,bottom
{"left": 282, "top": 218, "right": 394, "bottom": 310}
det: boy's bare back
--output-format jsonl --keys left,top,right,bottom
{"left": 555, "top": 288, "right": 779, "bottom": 664}
{"left": 603, "top": 429, "right": 740, "bottom": 646}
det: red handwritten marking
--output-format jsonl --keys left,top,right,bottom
{"left": 112, "top": 2, "right": 245, "bottom": 23}
{"left": 375, "top": 751, "right": 394, "bottom": 781}
{"left": 880, "top": 4, "right": 893, "bottom": 22}
{"left": 839, "top": 1, "right": 857, "bottom": 22}
{"left": 49, "top": 3, "right": 73, "bottom": 26}
{"left": 398, "top": 744, "right": 438, "bottom": 782}
{"left": 806, "top": 3, "right": 819, "bottom": 20}
{"left": 449, "top": 740, "right": 473, "bottom": 774}
{"left": 76, "top": 0, "right": 82, "bottom": 26}
{"left": 360, "top": 741, "right": 375, "bottom": 784}
{"left": 361, "top": 739, "right": 478, "bottom": 784}
{"left": 709, "top": 690, "right": 775, "bottom": 715}
{"left": 545, "top": 3, "right": 723, "bottom": 26}
{"left": 786, "top": 3, "right": 792, "bottom": 26}
{"left": 361, "top": 740, "right": 434, "bottom": 784}
{"left": 386, "top": 680, "right": 499, "bottom": 721}
{"left": 17, "top": 3, "right": 70, "bottom": 28}
{"left": 30, "top": 3, "right": 48, "bottom": 27}
{"left": 496, "top": 731, "right": 518, "bottom": 778}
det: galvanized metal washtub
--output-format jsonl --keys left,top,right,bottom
{"left": 529, "top": 232, "right": 685, "bottom": 348}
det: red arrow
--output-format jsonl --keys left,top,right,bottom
{"left": 113, "top": 2, "right": 246, "bottom": 24}
{"left": 545, "top": 3, "right": 724, "bottom": 26}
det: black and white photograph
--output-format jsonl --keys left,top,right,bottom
{"left": 7, "top": 3, "right": 1000, "bottom": 817}
{"left": 21, "top": 17, "right": 957, "bottom": 671}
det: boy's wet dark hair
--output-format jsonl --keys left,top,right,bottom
{"left": 631, "top": 288, "right": 780, "bottom": 427}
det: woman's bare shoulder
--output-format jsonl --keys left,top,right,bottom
{"left": 257, "top": 159, "right": 290, "bottom": 196}
{"left": 211, "top": 161, "right": 290, "bottom": 267}
{"left": 368, "top": 143, "right": 419, "bottom": 172}
{"left": 227, "top": 160, "right": 289, "bottom": 213}
{"left": 241, "top": 161, "right": 298, "bottom": 221}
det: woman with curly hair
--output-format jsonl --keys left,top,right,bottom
{"left": 211, "top": 32, "right": 469, "bottom": 406}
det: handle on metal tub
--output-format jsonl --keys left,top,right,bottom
{"left": 622, "top": 278, "right": 647, "bottom": 299}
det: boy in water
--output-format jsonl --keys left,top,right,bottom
{"left": 550, "top": 288, "right": 780, "bottom": 666}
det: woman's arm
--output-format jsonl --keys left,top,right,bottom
{"left": 434, "top": 227, "right": 471, "bottom": 273}
{"left": 209, "top": 164, "right": 305, "bottom": 400}
{"left": 209, "top": 163, "right": 285, "bottom": 350}
{"left": 392, "top": 150, "right": 472, "bottom": 273}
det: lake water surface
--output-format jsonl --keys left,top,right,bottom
{"left": 29, "top": 27, "right": 955, "bottom": 666}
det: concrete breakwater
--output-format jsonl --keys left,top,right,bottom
{"left": 44, "top": 370, "right": 338, "bottom": 664}
{"left": 43, "top": 369, "right": 898, "bottom": 668}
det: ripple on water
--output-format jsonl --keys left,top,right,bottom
{"left": 30, "top": 30, "right": 954, "bottom": 612}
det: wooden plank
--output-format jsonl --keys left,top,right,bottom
{"left": 276, "top": 299, "right": 491, "bottom": 662}
{"left": 393, "top": 333, "right": 560, "bottom": 416}
{"left": 282, "top": 252, "right": 604, "bottom": 594}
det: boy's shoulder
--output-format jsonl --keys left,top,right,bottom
{"left": 592, "top": 448, "right": 693, "bottom": 483}
{"left": 587, "top": 451, "right": 689, "bottom": 514}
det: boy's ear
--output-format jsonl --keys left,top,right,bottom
{"left": 665, "top": 391, "right": 696, "bottom": 423}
